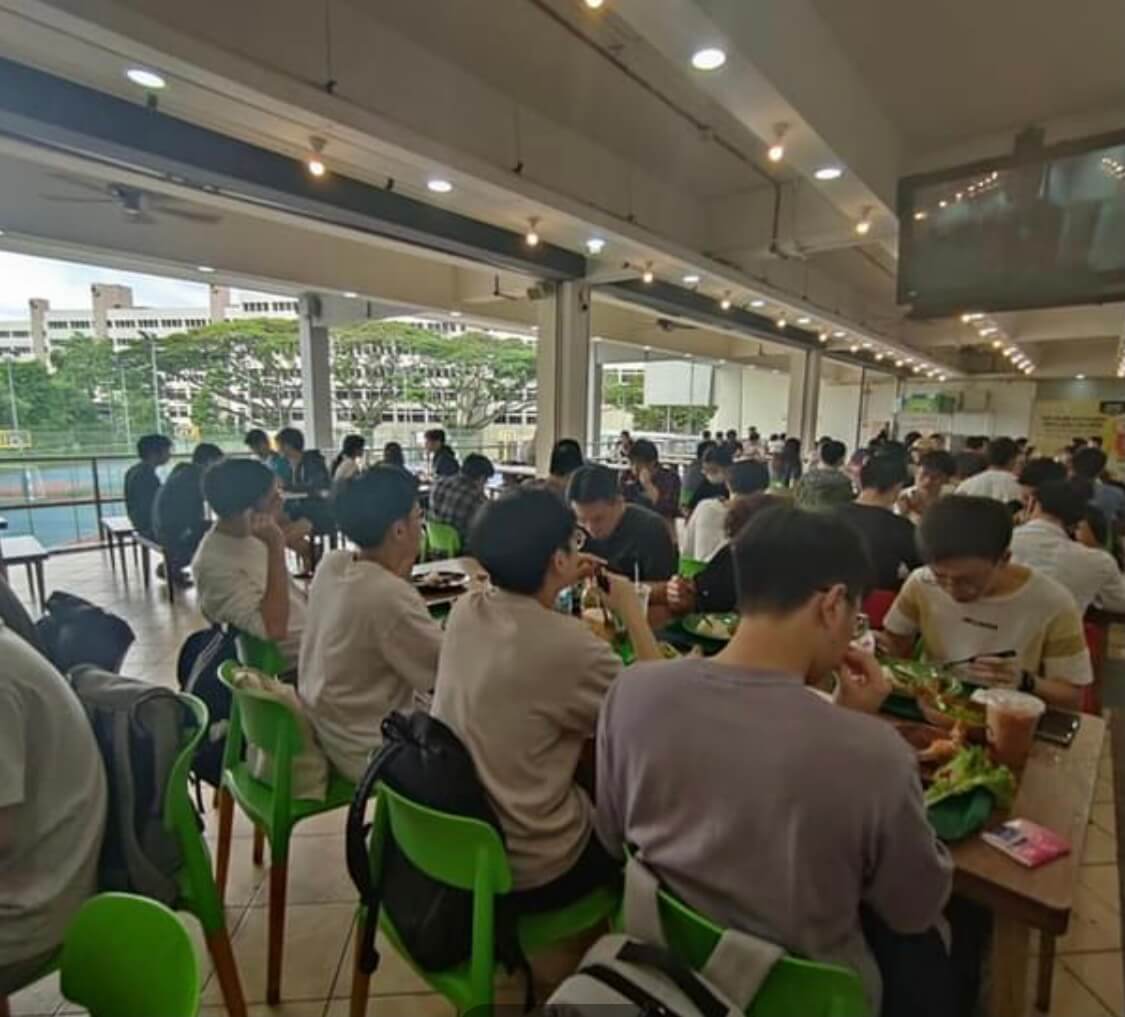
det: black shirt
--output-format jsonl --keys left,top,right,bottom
{"left": 123, "top": 462, "right": 160, "bottom": 539}
{"left": 835, "top": 502, "right": 921, "bottom": 590}
{"left": 153, "top": 463, "right": 206, "bottom": 545}
{"left": 584, "top": 504, "right": 678, "bottom": 582}
{"left": 694, "top": 543, "right": 736, "bottom": 613}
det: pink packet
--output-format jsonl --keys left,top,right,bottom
{"left": 982, "top": 819, "right": 1070, "bottom": 868}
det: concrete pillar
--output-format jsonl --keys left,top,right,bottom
{"left": 587, "top": 352, "right": 603, "bottom": 459}
{"left": 786, "top": 349, "right": 822, "bottom": 449}
{"left": 535, "top": 281, "right": 591, "bottom": 467}
{"left": 91, "top": 284, "right": 133, "bottom": 340}
{"left": 209, "top": 285, "right": 231, "bottom": 323}
{"left": 28, "top": 299, "right": 48, "bottom": 362}
{"left": 298, "top": 294, "right": 334, "bottom": 450}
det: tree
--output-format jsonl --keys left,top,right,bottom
{"left": 330, "top": 321, "right": 419, "bottom": 431}
{"left": 632, "top": 403, "right": 717, "bottom": 433}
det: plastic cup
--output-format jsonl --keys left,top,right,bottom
{"left": 634, "top": 583, "right": 652, "bottom": 619}
{"left": 973, "top": 689, "right": 1045, "bottom": 770}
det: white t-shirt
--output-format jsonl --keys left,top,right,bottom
{"left": 955, "top": 468, "right": 1023, "bottom": 503}
{"left": 0, "top": 624, "right": 107, "bottom": 965}
{"left": 682, "top": 498, "right": 728, "bottom": 563}
{"left": 432, "top": 587, "right": 620, "bottom": 889}
{"left": 1011, "top": 519, "right": 1125, "bottom": 615}
{"left": 193, "top": 528, "right": 307, "bottom": 668}
{"left": 333, "top": 458, "right": 360, "bottom": 486}
{"left": 884, "top": 566, "right": 1093, "bottom": 687}
{"left": 298, "top": 551, "right": 442, "bottom": 781}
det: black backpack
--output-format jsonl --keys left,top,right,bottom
{"left": 176, "top": 625, "right": 238, "bottom": 790}
{"left": 67, "top": 665, "right": 198, "bottom": 906}
{"left": 346, "top": 711, "right": 531, "bottom": 1003}
{"left": 37, "top": 590, "right": 135, "bottom": 673}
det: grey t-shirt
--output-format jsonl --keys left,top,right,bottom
{"left": 0, "top": 623, "right": 107, "bottom": 966}
{"left": 595, "top": 659, "right": 952, "bottom": 1011}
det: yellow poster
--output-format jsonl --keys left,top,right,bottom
{"left": 1031, "top": 399, "right": 1125, "bottom": 468}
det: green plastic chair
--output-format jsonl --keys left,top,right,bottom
{"left": 215, "top": 660, "right": 356, "bottom": 1004}
{"left": 639, "top": 865, "right": 869, "bottom": 1017}
{"left": 235, "top": 631, "right": 288, "bottom": 677}
{"left": 679, "top": 557, "right": 708, "bottom": 579}
{"left": 59, "top": 893, "right": 200, "bottom": 1017}
{"left": 426, "top": 520, "right": 462, "bottom": 559}
{"left": 350, "top": 784, "right": 620, "bottom": 1017}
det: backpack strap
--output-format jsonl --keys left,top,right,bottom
{"left": 623, "top": 855, "right": 668, "bottom": 947}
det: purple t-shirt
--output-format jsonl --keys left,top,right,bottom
{"left": 595, "top": 659, "right": 953, "bottom": 1011}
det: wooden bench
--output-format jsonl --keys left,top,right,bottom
{"left": 0, "top": 535, "right": 48, "bottom": 611}
{"left": 134, "top": 532, "right": 178, "bottom": 605}
{"left": 100, "top": 515, "right": 138, "bottom": 578}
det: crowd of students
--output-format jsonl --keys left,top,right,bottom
{"left": 6, "top": 419, "right": 1125, "bottom": 1017}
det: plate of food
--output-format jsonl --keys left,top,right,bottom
{"left": 917, "top": 686, "right": 987, "bottom": 743}
{"left": 882, "top": 658, "right": 945, "bottom": 699}
{"left": 412, "top": 570, "right": 470, "bottom": 593}
{"left": 681, "top": 613, "right": 739, "bottom": 642}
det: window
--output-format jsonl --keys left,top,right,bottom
{"left": 49, "top": 321, "right": 68, "bottom": 330}
{"left": 162, "top": 319, "right": 184, "bottom": 328}
{"left": 11, "top": 330, "right": 28, "bottom": 339}
{"left": 68, "top": 320, "right": 91, "bottom": 329}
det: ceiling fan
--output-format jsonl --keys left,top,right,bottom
{"left": 40, "top": 174, "right": 222, "bottom": 226}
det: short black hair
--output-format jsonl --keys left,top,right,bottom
{"left": 1073, "top": 445, "right": 1109, "bottom": 479}
{"left": 628, "top": 439, "right": 659, "bottom": 465}
{"left": 137, "top": 434, "right": 171, "bottom": 459}
{"left": 820, "top": 439, "right": 847, "bottom": 467}
{"left": 904, "top": 431, "right": 922, "bottom": 447}
{"left": 702, "top": 445, "right": 734, "bottom": 469}
{"left": 918, "top": 450, "right": 956, "bottom": 479}
{"left": 1019, "top": 456, "right": 1066, "bottom": 492}
{"left": 244, "top": 428, "right": 269, "bottom": 449}
{"left": 382, "top": 441, "right": 405, "bottom": 468}
{"left": 732, "top": 503, "right": 873, "bottom": 613}
{"left": 728, "top": 459, "right": 771, "bottom": 496}
{"left": 462, "top": 453, "right": 494, "bottom": 481}
{"left": 470, "top": 487, "right": 576, "bottom": 594}
{"left": 335, "top": 466, "right": 418, "bottom": 548}
{"left": 860, "top": 453, "right": 909, "bottom": 493}
{"left": 955, "top": 451, "right": 986, "bottom": 480}
{"left": 276, "top": 427, "right": 304, "bottom": 453}
{"left": 567, "top": 464, "right": 620, "bottom": 504}
{"left": 192, "top": 443, "right": 224, "bottom": 467}
{"left": 204, "top": 459, "right": 274, "bottom": 518}
{"left": 964, "top": 435, "right": 989, "bottom": 452}
{"left": 1035, "top": 480, "right": 1089, "bottom": 529}
{"left": 341, "top": 434, "right": 365, "bottom": 457}
{"left": 918, "top": 495, "right": 1012, "bottom": 564}
{"left": 987, "top": 437, "right": 1019, "bottom": 468}
{"left": 695, "top": 439, "right": 717, "bottom": 460}
{"left": 424, "top": 428, "right": 447, "bottom": 445}
{"left": 549, "top": 439, "right": 584, "bottom": 478}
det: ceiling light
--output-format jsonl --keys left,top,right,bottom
{"left": 1077, "top": 373, "right": 1087, "bottom": 380}
{"left": 815, "top": 166, "right": 843, "bottom": 181}
{"left": 992, "top": 339, "right": 1004, "bottom": 349}
{"left": 691, "top": 47, "right": 727, "bottom": 71}
{"left": 343, "top": 291, "right": 358, "bottom": 299}
{"left": 849, "top": 344, "right": 860, "bottom": 353}
{"left": 914, "top": 211, "right": 928, "bottom": 221}
{"left": 861, "top": 341, "right": 872, "bottom": 349}
{"left": 450, "top": 311, "right": 462, "bottom": 318}
{"left": 196, "top": 265, "right": 214, "bottom": 273}
{"left": 833, "top": 330, "right": 847, "bottom": 338}
{"left": 720, "top": 293, "right": 732, "bottom": 310}
{"left": 776, "top": 317, "right": 788, "bottom": 329}
{"left": 750, "top": 299, "right": 765, "bottom": 308}
{"left": 979, "top": 326, "right": 998, "bottom": 336}
{"left": 855, "top": 206, "right": 873, "bottom": 236}
{"left": 583, "top": 0, "right": 604, "bottom": 7}
{"left": 683, "top": 274, "right": 701, "bottom": 285}
{"left": 767, "top": 122, "right": 789, "bottom": 163}
{"left": 895, "top": 360, "right": 905, "bottom": 368}
{"left": 427, "top": 178, "right": 453, "bottom": 194}
{"left": 586, "top": 237, "right": 606, "bottom": 255}
{"left": 819, "top": 331, "right": 829, "bottom": 343}
{"left": 525, "top": 217, "right": 540, "bottom": 247}
{"left": 125, "top": 68, "right": 166, "bottom": 89}
{"left": 962, "top": 312, "right": 984, "bottom": 322}
{"left": 642, "top": 263, "right": 655, "bottom": 285}
{"left": 939, "top": 200, "right": 948, "bottom": 208}
{"left": 939, "top": 374, "right": 949, "bottom": 382}
{"left": 797, "top": 316, "right": 811, "bottom": 325}
{"left": 874, "top": 352, "right": 885, "bottom": 361}
{"left": 306, "top": 136, "right": 327, "bottom": 177}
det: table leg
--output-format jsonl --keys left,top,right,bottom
{"left": 34, "top": 560, "right": 45, "bottom": 613}
{"left": 117, "top": 535, "right": 127, "bottom": 576}
{"left": 103, "top": 527, "right": 115, "bottom": 574}
{"left": 141, "top": 546, "right": 151, "bottom": 590}
{"left": 24, "top": 562, "right": 35, "bottom": 611}
{"left": 987, "top": 916, "right": 1030, "bottom": 1017}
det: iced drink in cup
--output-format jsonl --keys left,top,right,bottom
{"left": 634, "top": 583, "right": 652, "bottom": 619}
{"left": 973, "top": 689, "right": 1045, "bottom": 770}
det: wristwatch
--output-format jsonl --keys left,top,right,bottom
{"left": 1019, "top": 670, "right": 1036, "bottom": 693}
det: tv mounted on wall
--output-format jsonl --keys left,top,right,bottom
{"left": 897, "top": 126, "right": 1125, "bottom": 319}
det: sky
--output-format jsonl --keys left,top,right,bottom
{"left": 0, "top": 251, "right": 279, "bottom": 318}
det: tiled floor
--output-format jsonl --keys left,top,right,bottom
{"left": 5, "top": 548, "right": 1125, "bottom": 1016}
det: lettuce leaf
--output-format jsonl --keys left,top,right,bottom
{"left": 924, "top": 746, "right": 1016, "bottom": 810}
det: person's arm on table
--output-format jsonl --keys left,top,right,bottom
{"left": 603, "top": 572, "right": 662, "bottom": 662}
{"left": 877, "top": 573, "right": 923, "bottom": 659}
{"left": 252, "top": 512, "right": 291, "bottom": 641}
{"left": 834, "top": 649, "right": 892, "bottom": 714}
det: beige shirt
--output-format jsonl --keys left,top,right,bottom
{"left": 432, "top": 587, "right": 621, "bottom": 889}
{"left": 298, "top": 552, "right": 441, "bottom": 782}
{"left": 1010, "top": 519, "right": 1125, "bottom": 615}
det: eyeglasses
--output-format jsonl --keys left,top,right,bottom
{"left": 571, "top": 529, "right": 588, "bottom": 552}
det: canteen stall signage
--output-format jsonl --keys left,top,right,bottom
{"left": 1030, "top": 399, "right": 1125, "bottom": 466}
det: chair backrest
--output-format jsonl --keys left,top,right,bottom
{"left": 426, "top": 520, "right": 462, "bottom": 557}
{"left": 861, "top": 589, "right": 898, "bottom": 631}
{"left": 60, "top": 893, "right": 200, "bottom": 1017}
{"left": 652, "top": 875, "right": 869, "bottom": 1017}
{"left": 235, "top": 631, "right": 287, "bottom": 677}
{"left": 378, "top": 783, "right": 511, "bottom": 895}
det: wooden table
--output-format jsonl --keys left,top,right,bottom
{"left": 412, "top": 556, "right": 483, "bottom": 611}
{"left": 949, "top": 714, "right": 1105, "bottom": 1017}
{"left": 100, "top": 515, "right": 137, "bottom": 577}
{"left": 0, "top": 535, "right": 48, "bottom": 611}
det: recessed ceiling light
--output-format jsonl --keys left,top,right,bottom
{"left": 1077, "top": 373, "right": 1087, "bottom": 380}
{"left": 197, "top": 265, "right": 214, "bottom": 273}
{"left": 307, "top": 158, "right": 326, "bottom": 177}
{"left": 584, "top": 0, "right": 604, "bottom": 7}
{"left": 126, "top": 68, "right": 166, "bottom": 89}
{"left": 914, "top": 211, "right": 927, "bottom": 221}
{"left": 720, "top": 294, "right": 732, "bottom": 310}
{"left": 343, "top": 291, "right": 358, "bottom": 298}
{"left": 796, "top": 316, "right": 811, "bottom": 325}
{"left": 849, "top": 344, "right": 860, "bottom": 353}
{"left": 819, "top": 331, "right": 829, "bottom": 343}
{"left": 427, "top": 178, "right": 453, "bottom": 194}
{"left": 750, "top": 299, "right": 765, "bottom": 308}
{"left": 683, "top": 274, "right": 701, "bottom": 285}
{"left": 450, "top": 310, "right": 462, "bottom": 318}
{"left": 525, "top": 217, "right": 540, "bottom": 247}
{"left": 833, "top": 330, "right": 847, "bottom": 338}
{"left": 586, "top": 237, "right": 606, "bottom": 255}
{"left": 691, "top": 47, "right": 727, "bottom": 71}
{"left": 814, "top": 166, "right": 843, "bottom": 181}
{"left": 642, "top": 263, "right": 655, "bottom": 284}
{"left": 776, "top": 317, "right": 788, "bottom": 329}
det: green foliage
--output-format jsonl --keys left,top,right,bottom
{"left": 603, "top": 373, "right": 643, "bottom": 411}
{"left": 632, "top": 404, "right": 717, "bottom": 433}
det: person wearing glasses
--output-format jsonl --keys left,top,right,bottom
{"left": 432, "top": 487, "right": 661, "bottom": 915}
{"left": 880, "top": 496, "right": 1091, "bottom": 709}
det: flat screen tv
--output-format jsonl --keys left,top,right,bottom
{"left": 897, "top": 127, "right": 1125, "bottom": 318}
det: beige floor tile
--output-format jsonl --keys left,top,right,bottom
{"left": 6, "top": 969, "right": 63, "bottom": 1017}
{"left": 293, "top": 809, "right": 350, "bottom": 838}
{"left": 1063, "top": 952, "right": 1125, "bottom": 1016}
{"left": 1081, "top": 865, "right": 1123, "bottom": 914}
{"left": 248, "top": 835, "right": 355, "bottom": 908}
{"left": 1085, "top": 825, "right": 1120, "bottom": 865}
{"left": 326, "top": 994, "right": 454, "bottom": 1017}
{"left": 1030, "top": 957, "right": 1114, "bottom": 1016}
{"left": 1059, "top": 882, "right": 1122, "bottom": 953}
{"left": 209, "top": 835, "right": 271, "bottom": 907}
{"left": 328, "top": 926, "right": 430, "bottom": 998}
{"left": 1096, "top": 774, "right": 1116, "bottom": 805}
{"left": 203, "top": 902, "right": 354, "bottom": 1005}
{"left": 1094, "top": 802, "right": 1120, "bottom": 839}
{"left": 199, "top": 1003, "right": 328, "bottom": 1017}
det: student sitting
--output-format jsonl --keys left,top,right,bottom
{"left": 686, "top": 444, "right": 732, "bottom": 513}
{"left": 330, "top": 434, "right": 366, "bottom": 490}
{"left": 1073, "top": 445, "right": 1125, "bottom": 524}
{"left": 881, "top": 495, "right": 1092, "bottom": 709}
{"left": 596, "top": 504, "right": 954, "bottom": 1017}
{"left": 193, "top": 459, "right": 307, "bottom": 670}
{"left": 836, "top": 453, "right": 920, "bottom": 590}
{"left": 794, "top": 438, "right": 853, "bottom": 510}
{"left": 681, "top": 440, "right": 717, "bottom": 508}
{"left": 381, "top": 441, "right": 407, "bottom": 470}
{"left": 955, "top": 437, "right": 1023, "bottom": 503}
{"left": 153, "top": 442, "right": 224, "bottom": 586}
{"left": 568, "top": 464, "right": 677, "bottom": 583}
{"left": 425, "top": 428, "right": 459, "bottom": 477}
{"left": 123, "top": 433, "right": 172, "bottom": 540}
{"left": 299, "top": 468, "right": 441, "bottom": 782}
{"left": 430, "top": 453, "right": 495, "bottom": 545}
{"left": 897, "top": 449, "right": 956, "bottom": 524}
{"left": 0, "top": 622, "right": 107, "bottom": 999}
{"left": 244, "top": 428, "right": 276, "bottom": 467}
{"left": 1011, "top": 478, "right": 1125, "bottom": 615}
{"left": 681, "top": 458, "right": 769, "bottom": 564}
{"left": 544, "top": 439, "right": 585, "bottom": 499}
{"left": 621, "top": 439, "right": 682, "bottom": 531}
{"left": 432, "top": 487, "right": 660, "bottom": 912}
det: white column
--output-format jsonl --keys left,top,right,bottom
{"left": 535, "top": 280, "right": 592, "bottom": 467}
{"left": 786, "top": 349, "right": 823, "bottom": 449}
{"left": 298, "top": 294, "right": 334, "bottom": 450}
